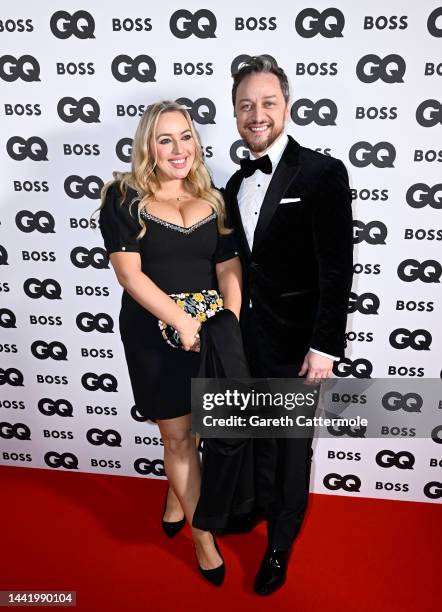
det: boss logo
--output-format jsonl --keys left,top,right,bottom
{"left": 16, "top": 210, "right": 55, "bottom": 233}
{"left": 170, "top": 9, "right": 217, "bottom": 39}
{"left": 0, "top": 54, "right": 40, "bottom": 82}
{"left": 70, "top": 247, "right": 108, "bottom": 270}
{"left": 423, "top": 481, "right": 442, "bottom": 499}
{"left": 349, "top": 141, "right": 396, "bottom": 168}
{"left": 327, "top": 423, "right": 366, "bottom": 438}
{"left": 0, "top": 245, "right": 9, "bottom": 265}
{"left": 427, "top": 7, "right": 442, "bottom": 37}
{"left": 323, "top": 473, "right": 361, "bottom": 492}
{"left": 131, "top": 405, "right": 149, "bottom": 422}
{"left": 76, "top": 313, "right": 114, "bottom": 333}
{"left": 111, "top": 54, "right": 156, "bottom": 82}
{"left": 295, "top": 62, "right": 337, "bottom": 76}
{"left": 175, "top": 97, "right": 216, "bottom": 124}
{"left": 31, "top": 340, "right": 68, "bottom": 361}
{"left": 295, "top": 8, "right": 344, "bottom": 38}
{"left": 397, "top": 259, "right": 441, "bottom": 283}
{"left": 290, "top": 98, "right": 337, "bottom": 126}
{"left": 38, "top": 398, "right": 74, "bottom": 417}
{"left": 57, "top": 97, "right": 100, "bottom": 123}
{"left": 50, "top": 10, "right": 95, "bottom": 39}
{"left": 7, "top": 136, "right": 47, "bottom": 161}
{"left": 63, "top": 144, "right": 100, "bottom": 157}
{"left": 56, "top": 62, "right": 94, "bottom": 76}
{"left": 0, "top": 422, "right": 31, "bottom": 441}
{"left": 234, "top": 17, "right": 277, "bottom": 31}
{"left": 333, "top": 358, "right": 373, "bottom": 378}
{"left": 353, "top": 220, "right": 388, "bottom": 245}
{"left": 86, "top": 428, "right": 121, "bottom": 447}
{"left": 64, "top": 175, "right": 103, "bottom": 199}
{"left": 406, "top": 183, "right": 442, "bottom": 209}
{"left": 23, "top": 278, "right": 62, "bottom": 300}
{"left": 0, "top": 308, "right": 16, "bottom": 329}
{"left": 44, "top": 451, "right": 78, "bottom": 470}
{"left": 431, "top": 425, "right": 442, "bottom": 444}
{"left": 424, "top": 62, "right": 442, "bottom": 76}
{"left": 389, "top": 328, "right": 432, "bottom": 351}
{"left": 413, "top": 149, "right": 442, "bottom": 163}
{"left": 4, "top": 103, "right": 41, "bottom": 117}
{"left": 231, "top": 54, "right": 277, "bottom": 76}
{"left": 112, "top": 17, "right": 152, "bottom": 32}
{"left": 404, "top": 228, "right": 442, "bottom": 241}
{"left": 376, "top": 450, "right": 415, "bottom": 469}
{"left": 355, "top": 106, "right": 397, "bottom": 120}
{"left": 348, "top": 292, "right": 379, "bottom": 315}
{"left": 356, "top": 54, "right": 405, "bottom": 83}
{"left": 396, "top": 300, "right": 434, "bottom": 312}
{"left": 415, "top": 100, "right": 442, "bottom": 127}
{"left": 382, "top": 391, "right": 423, "bottom": 413}
{"left": 134, "top": 457, "right": 165, "bottom": 476}
{"left": 173, "top": 62, "right": 213, "bottom": 76}
{"left": 230, "top": 139, "right": 250, "bottom": 164}
{"left": 116, "top": 138, "right": 132, "bottom": 163}
{"left": 0, "top": 368, "right": 24, "bottom": 386}
{"left": 81, "top": 372, "right": 118, "bottom": 392}
{"left": 351, "top": 189, "right": 389, "bottom": 202}
{"left": 363, "top": 16, "right": 408, "bottom": 30}
{"left": 0, "top": 18, "right": 33, "bottom": 33}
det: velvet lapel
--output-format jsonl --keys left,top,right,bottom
{"left": 252, "top": 136, "right": 301, "bottom": 254}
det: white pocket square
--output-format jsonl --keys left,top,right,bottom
{"left": 280, "top": 197, "right": 301, "bottom": 204}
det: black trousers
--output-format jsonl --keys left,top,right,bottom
{"left": 244, "top": 307, "right": 314, "bottom": 552}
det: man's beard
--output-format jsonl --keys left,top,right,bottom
{"left": 241, "top": 124, "right": 283, "bottom": 155}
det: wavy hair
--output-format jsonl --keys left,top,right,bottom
{"left": 94, "top": 100, "right": 231, "bottom": 238}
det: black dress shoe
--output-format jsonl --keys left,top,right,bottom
{"left": 224, "top": 510, "right": 261, "bottom": 534}
{"left": 161, "top": 486, "right": 185, "bottom": 538}
{"left": 196, "top": 533, "right": 225, "bottom": 587}
{"left": 254, "top": 548, "right": 290, "bottom": 596}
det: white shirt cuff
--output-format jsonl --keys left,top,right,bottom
{"left": 309, "top": 347, "right": 340, "bottom": 361}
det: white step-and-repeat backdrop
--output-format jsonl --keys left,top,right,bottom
{"left": 1, "top": 1, "right": 441, "bottom": 504}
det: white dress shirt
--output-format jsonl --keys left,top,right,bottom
{"left": 237, "top": 132, "right": 339, "bottom": 362}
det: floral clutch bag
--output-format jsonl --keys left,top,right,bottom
{"left": 158, "top": 289, "right": 224, "bottom": 348}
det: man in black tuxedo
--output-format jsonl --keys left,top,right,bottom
{"left": 223, "top": 56, "right": 354, "bottom": 595}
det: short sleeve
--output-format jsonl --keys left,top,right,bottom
{"left": 214, "top": 229, "right": 240, "bottom": 264}
{"left": 99, "top": 182, "right": 142, "bottom": 255}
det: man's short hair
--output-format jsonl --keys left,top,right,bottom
{"left": 231, "top": 55, "right": 290, "bottom": 106}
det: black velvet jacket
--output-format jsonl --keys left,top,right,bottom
{"left": 223, "top": 135, "right": 354, "bottom": 364}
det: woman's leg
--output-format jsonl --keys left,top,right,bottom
{"left": 157, "top": 415, "right": 222, "bottom": 570}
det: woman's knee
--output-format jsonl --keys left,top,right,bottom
{"left": 161, "top": 428, "right": 195, "bottom": 455}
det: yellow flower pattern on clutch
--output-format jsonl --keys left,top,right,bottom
{"left": 158, "top": 289, "right": 224, "bottom": 348}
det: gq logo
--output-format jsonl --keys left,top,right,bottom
{"left": 290, "top": 99, "right": 337, "bottom": 126}
{"left": 76, "top": 313, "right": 114, "bottom": 333}
{"left": 64, "top": 175, "right": 103, "bottom": 199}
{"left": 230, "top": 139, "right": 250, "bottom": 165}
{"left": 0, "top": 54, "right": 40, "bottom": 82}
{"left": 0, "top": 308, "right": 16, "bottom": 329}
{"left": 381, "top": 391, "right": 423, "bottom": 413}
{"left": 389, "top": 328, "right": 432, "bottom": 350}
{"left": 0, "top": 422, "right": 31, "bottom": 441}
{"left": 415, "top": 100, "right": 442, "bottom": 127}
{"left": 116, "top": 138, "right": 133, "bottom": 163}
{"left": 427, "top": 7, "right": 442, "bottom": 37}
{"left": 45, "top": 451, "right": 78, "bottom": 470}
{"left": 333, "top": 358, "right": 373, "bottom": 378}
{"left": 50, "top": 10, "right": 95, "bottom": 39}
{"left": 356, "top": 54, "right": 405, "bottom": 83}
{"left": 231, "top": 54, "right": 277, "bottom": 76}
{"left": 23, "top": 278, "right": 62, "bottom": 300}
{"left": 175, "top": 97, "right": 216, "bottom": 124}
{"left": 423, "top": 481, "right": 442, "bottom": 499}
{"left": 406, "top": 184, "right": 442, "bottom": 209}
{"left": 376, "top": 450, "right": 415, "bottom": 469}
{"left": 31, "top": 340, "right": 68, "bottom": 361}
{"left": 86, "top": 428, "right": 122, "bottom": 447}
{"left": 38, "top": 398, "right": 74, "bottom": 417}
{"left": 111, "top": 55, "right": 156, "bottom": 82}
{"left": 353, "top": 220, "right": 387, "bottom": 245}
{"left": 295, "top": 8, "right": 344, "bottom": 38}
{"left": 327, "top": 423, "right": 366, "bottom": 438}
{"left": 81, "top": 372, "right": 118, "bottom": 392}
{"left": 323, "top": 473, "right": 361, "bottom": 492}
{"left": 16, "top": 211, "right": 55, "bottom": 233}
{"left": 0, "top": 245, "right": 8, "bottom": 265}
{"left": 7, "top": 136, "right": 48, "bottom": 161}
{"left": 70, "top": 247, "right": 108, "bottom": 270}
{"left": 57, "top": 97, "right": 100, "bottom": 123}
{"left": 397, "top": 259, "right": 441, "bottom": 283}
{"left": 0, "top": 368, "right": 24, "bottom": 387}
{"left": 348, "top": 292, "right": 380, "bottom": 315}
{"left": 134, "top": 458, "right": 165, "bottom": 476}
{"left": 170, "top": 9, "right": 216, "bottom": 39}
{"left": 349, "top": 141, "right": 396, "bottom": 168}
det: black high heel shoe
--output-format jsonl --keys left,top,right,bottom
{"left": 196, "top": 533, "right": 225, "bottom": 587}
{"left": 161, "top": 486, "right": 185, "bottom": 538}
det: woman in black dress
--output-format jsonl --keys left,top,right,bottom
{"left": 96, "top": 100, "right": 241, "bottom": 586}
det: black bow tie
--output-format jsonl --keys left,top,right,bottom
{"left": 240, "top": 154, "right": 272, "bottom": 178}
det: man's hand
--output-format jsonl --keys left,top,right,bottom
{"left": 298, "top": 350, "right": 333, "bottom": 381}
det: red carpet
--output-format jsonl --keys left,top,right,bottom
{"left": 0, "top": 465, "right": 439, "bottom": 611}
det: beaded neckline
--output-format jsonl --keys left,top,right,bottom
{"left": 140, "top": 209, "right": 216, "bottom": 234}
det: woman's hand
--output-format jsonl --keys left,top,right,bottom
{"left": 176, "top": 315, "right": 201, "bottom": 352}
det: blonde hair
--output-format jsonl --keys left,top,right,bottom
{"left": 94, "top": 100, "right": 231, "bottom": 238}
